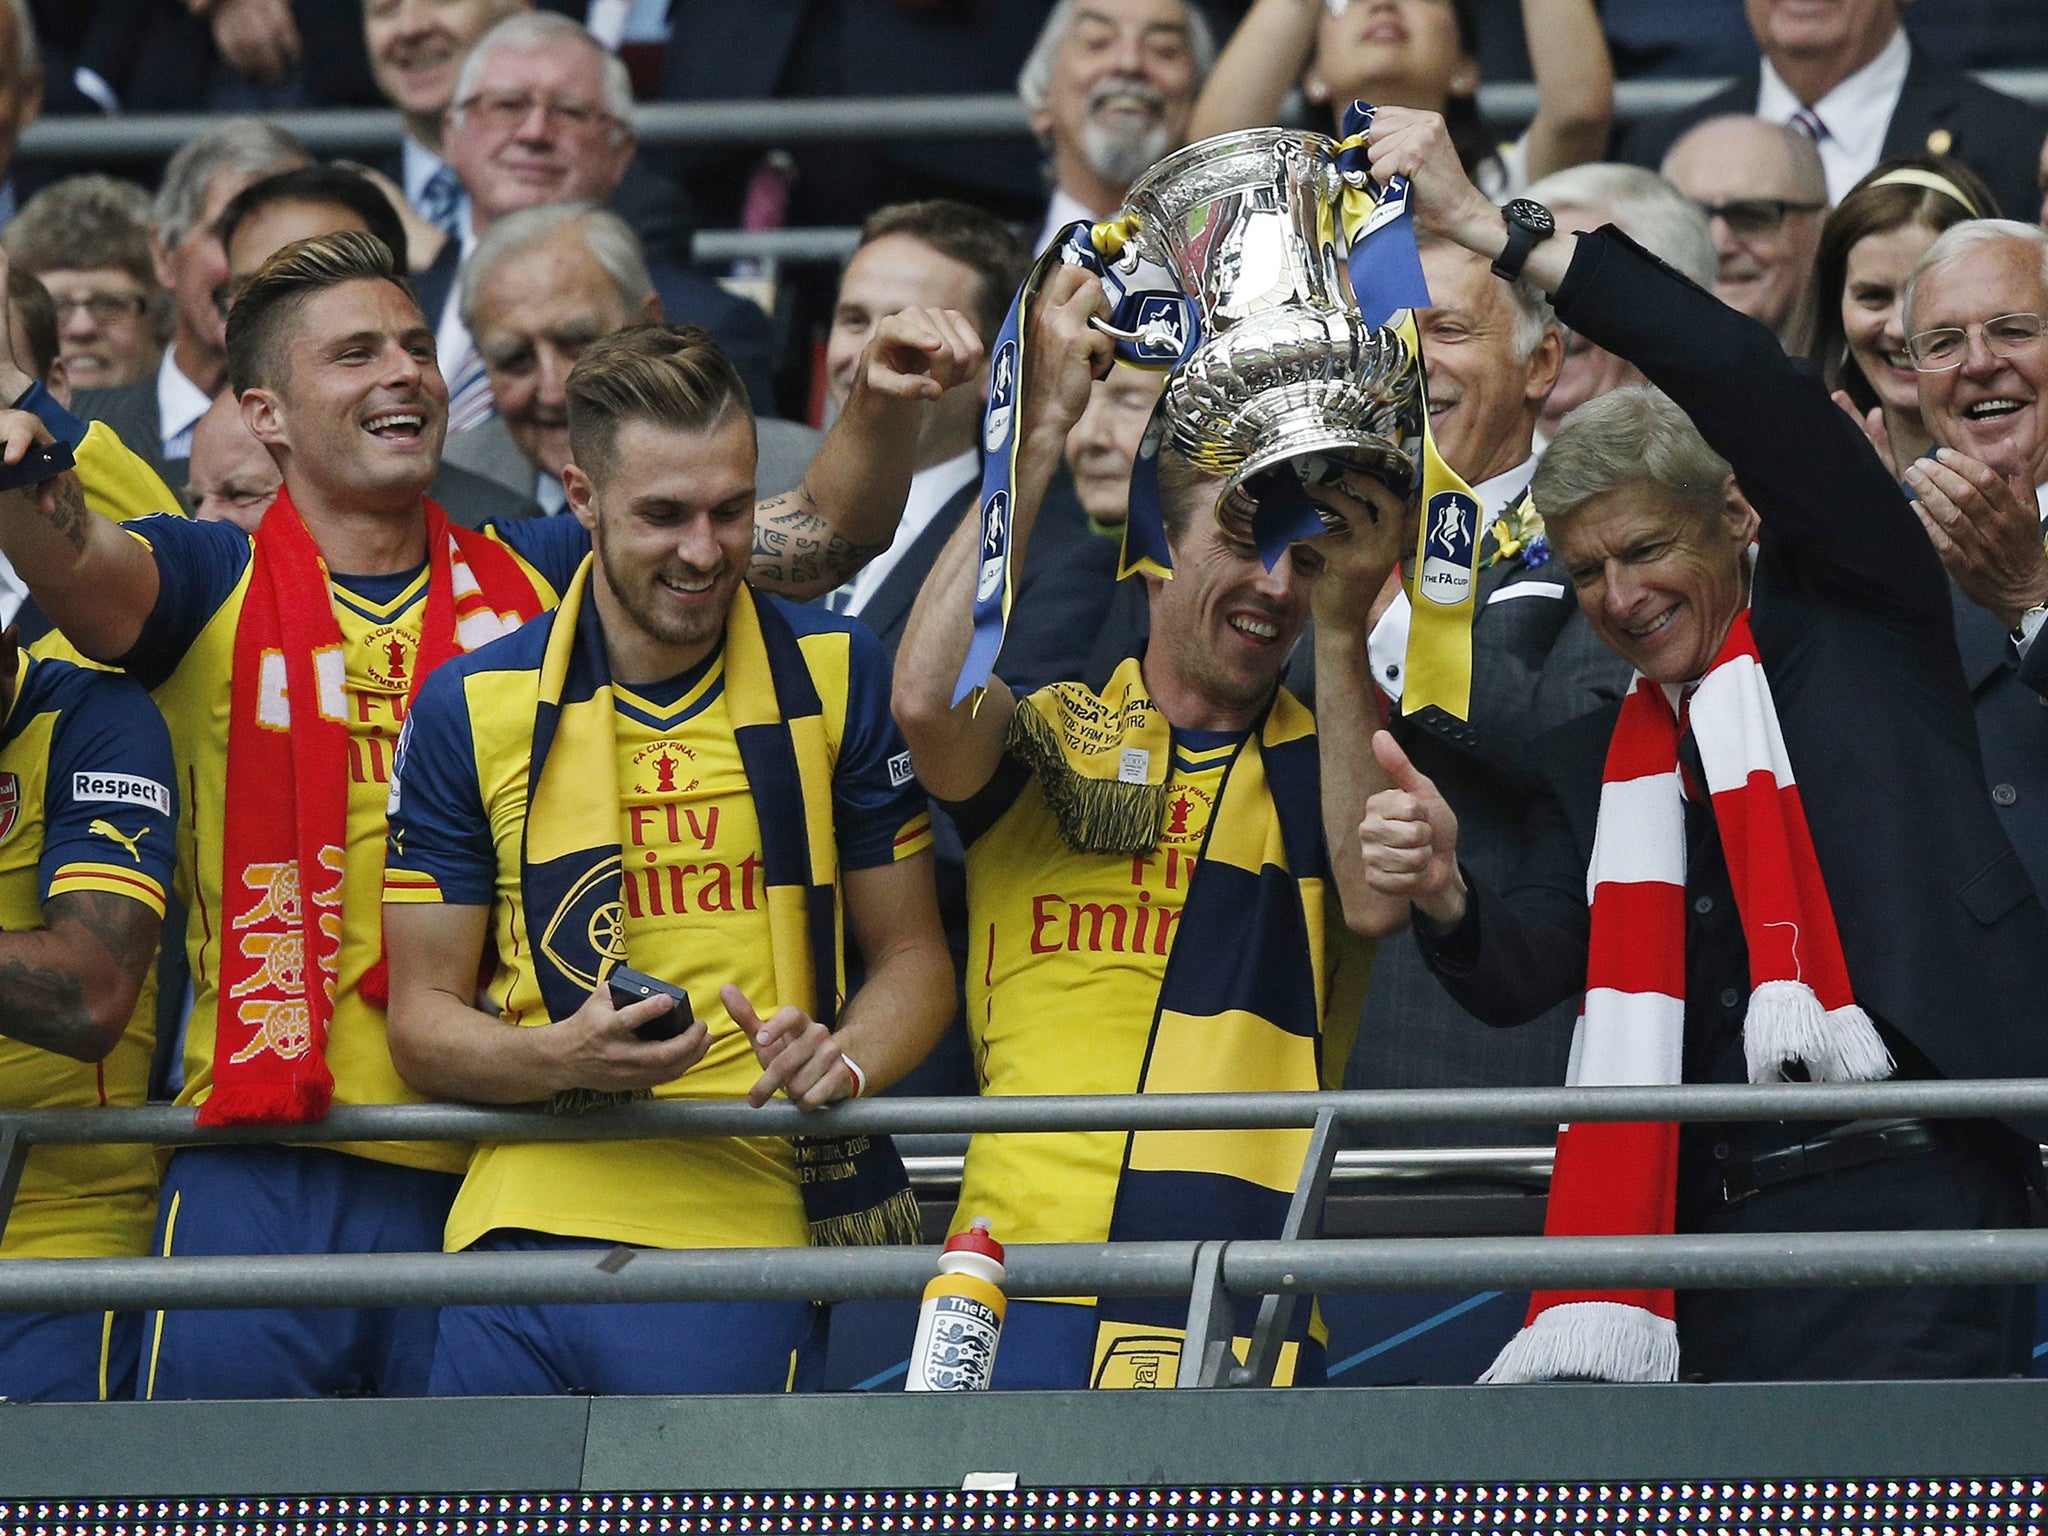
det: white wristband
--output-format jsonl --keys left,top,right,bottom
{"left": 840, "top": 1051, "right": 869, "bottom": 1101}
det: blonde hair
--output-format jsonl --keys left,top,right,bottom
{"left": 565, "top": 324, "right": 751, "bottom": 485}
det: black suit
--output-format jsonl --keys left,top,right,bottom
{"left": 1619, "top": 44, "right": 2048, "bottom": 225}
{"left": 413, "top": 237, "right": 781, "bottom": 420}
{"left": 1953, "top": 588, "right": 2048, "bottom": 905}
{"left": 1418, "top": 229, "right": 2048, "bottom": 1380}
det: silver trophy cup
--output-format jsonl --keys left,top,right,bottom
{"left": 1101, "top": 129, "right": 1424, "bottom": 528}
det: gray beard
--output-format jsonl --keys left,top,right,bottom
{"left": 1082, "top": 113, "right": 1170, "bottom": 192}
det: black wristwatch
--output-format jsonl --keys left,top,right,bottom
{"left": 1492, "top": 198, "right": 1556, "bottom": 283}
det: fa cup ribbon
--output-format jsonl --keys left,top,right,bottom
{"left": 1392, "top": 308, "right": 1481, "bottom": 722}
{"left": 952, "top": 219, "right": 1199, "bottom": 708}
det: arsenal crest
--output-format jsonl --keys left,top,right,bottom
{"left": 0, "top": 772, "right": 20, "bottom": 844}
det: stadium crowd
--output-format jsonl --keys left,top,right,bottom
{"left": 0, "top": 0, "right": 2045, "bottom": 1400}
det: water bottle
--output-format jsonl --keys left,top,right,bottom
{"left": 905, "top": 1217, "right": 1006, "bottom": 1391}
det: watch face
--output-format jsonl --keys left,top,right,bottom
{"left": 1506, "top": 199, "right": 1555, "bottom": 238}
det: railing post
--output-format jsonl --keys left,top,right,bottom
{"left": 1176, "top": 1241, "right": 1234, "bottom": 1388}
{"left": 0, "top": 1124, "right": 27, "bottom": 1249}
{"left": 1232, "top": 1107, "right": 1340, "bottom": 1387}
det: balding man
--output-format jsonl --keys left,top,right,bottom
{"left": 1621, "top": 0, "right": 2048, "bottom": 227}
{"left": 1663, "top": 116, "right": 1829, "bottom": 348}
{"left": 184, "top": 391, "right": 277, "bottom": 533}
{"left": 419, "top": 11, "right": 776, "bottom": 428}
{"left": 1018, "top": 0, "right": 1216, "bottom": 253}
{"left": 444, "top": 202, "right": 820, "bottom": 512}
{"left": 1521, "top": 162, "right": 1718, "bottom": 443}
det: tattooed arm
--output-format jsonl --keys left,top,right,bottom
{"left": 0, "top": 413, "right": 161, "bottom": 662}
{"left": 0, "top": 890, "right": 161, "bottom": 1062}
{"left": 748, "top": 305, "right": 988, "bottom": 600}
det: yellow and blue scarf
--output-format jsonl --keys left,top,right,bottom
{"left": 521, "top": 555, "right": 920, "bottom": 1246}
{"left": 1009, "top": 659, "right": 1331, "bottom": 1384}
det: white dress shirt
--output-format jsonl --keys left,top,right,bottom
{"left": 1036, "top": 186, "right": 1107, "bottom": 257}
{"left": 1756, "top": 26, "right": 1911, "bottom": 205}
{"left": 1368, "top": 455, "right": 1545, "bottom": 703}
{"left": 536, "top": 471, "right": 568, "bottom": 517}
{"left": 830, "top": 448, "right": 981, "bottom": 617}
{"left": 158, "top": 349, "right": 214, "bottom": 464}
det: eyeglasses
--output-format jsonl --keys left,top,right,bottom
{"left": 1692, "top": 198, "right": 1826, "bottom": 239}
{"left": 1906, "top": 312, "right": 2047, "bottom": 372}
{"left": 53, "top": 292, "right": 150, "bottom": 325}
{"left": 456, "top": 91, "right": 622, "bottom": 138}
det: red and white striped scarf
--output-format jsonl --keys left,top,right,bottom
{"left": 1482, "top": 609, "right": 1892, "bottom": 1383}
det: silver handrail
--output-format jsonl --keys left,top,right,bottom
{"left": 13, "top": 73, "right": 2048, "bottom": 162}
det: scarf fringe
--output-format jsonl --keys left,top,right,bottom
{"left": 1007, "top": 697, "right": 1167, "bottom": 855}
{"left": 1479, "top": 1301, "right": 1679, "bottom": 1385}
{"left": 547, "top": 1086, "right": 653, "bottom": 1115}
{"left": 197, "top": 1075, "right": 334, "bottom": 1128}
{"left": 807, "top": 1184, "right": 923, "bottom": 1248}
{"left": 1742, "top": 981, "right": 1895, "bottom": 1085}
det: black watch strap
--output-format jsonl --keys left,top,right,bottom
{"left": 1491, "top": 199, "right": 1554, "bottom": 284}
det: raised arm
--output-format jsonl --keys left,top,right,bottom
{"left": 749, "top": 306, "right": 986, "bottom": 601}
{"left": 893, "top": 267, "right": 1112, "bottom": 801}
{"left": 1187, "top": 0, "right": 1320, "bottom": 141}
{"left": 1518, "top": 0, "right": 1615, "bottom": 183}
{"left": 1365, "top": 106, "right": 1950, "bottom": 630}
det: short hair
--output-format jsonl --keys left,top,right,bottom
{"left": 1416, "top": 230, "right": 1556, "bottom": 361}
{"left": 1666, "top": 115, "right": 1827, "bottom": 206}
{"left": 1521, "top": 161, "right": 1719, "bottom": 290}
{"left": 3, "top": 0, "right": 38, "bottom": 81}
{"left": 225, "top": 229, "right": 418, "bottom": 396}
{"left": 452, "top": 12, "right": 633, "bottom": 130}
{"left": 854, "top": 200, "right": 1031, "bottom": 344}
{"left": 217, "top": 164, "right": 412, "bottom": 274}
{"left": 1805, "top": 156, "right": 2000, "bottom": 409}
{"left": 1903, "top": 218, "right": 2048, "bottom": 336}
{"left": 565, "top": 324, "right": 751, "bottom": 487}
{"left": 3, "top": 174, "right": 163, "bottom": 332}
{"left": 8, "top": 267, "right": 56, "bottom": 381}
{"left": 153, "top": 118, "right": 308, "bottom": 251}
{"left": 1018, "top": 0, "right": 1218, "bottom": 115}
{"left": 1154, "top": 442, "right": 1220, "bottom": 548}
{"left": 1531, "top": 385, "right": 1732, "bottom": 529}
{"left": 458, "top": 201, "right": 653, "bottom": 332}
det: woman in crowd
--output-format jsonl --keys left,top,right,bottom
{"left": 1189, "top": 0, "right": 1612, "bottom": 197}
{"left": 1805, "top": 157, "right": 2000, "bottom": 478}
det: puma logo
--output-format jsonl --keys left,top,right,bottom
{"left": 89, "top": 819, "right": 148, "bottom": 862}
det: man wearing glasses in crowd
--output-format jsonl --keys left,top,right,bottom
{"left": 1895, "top": 219, "right": 2048, "bottom": 903}
{"left": 418, "top": 10, "right": 775, "bottom": 434}
{"left": 1662, "top": 115, "right": 1830, "bottom": 350}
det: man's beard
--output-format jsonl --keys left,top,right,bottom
{"left": 1081, "top": 76, "right": 1172, "bottom": 190}
{"left": 593, "top": 515, "right": 733, "bottom": 657}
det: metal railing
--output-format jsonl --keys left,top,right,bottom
{"left": 14, "top": 73, "right": 2048, "bottom": 163}
{"left": 4, "top": 1080, "right": 2048, "bottom": 1388}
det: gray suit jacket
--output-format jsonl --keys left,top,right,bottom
{"left": 443, "top": 413, "right": 823, "bottom": 504}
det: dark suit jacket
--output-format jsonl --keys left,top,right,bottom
{"left": 414, "top": 237, "right": 781, "bottom": 419}
{"left": 1419, "top": 228, "right": 2048, "bottom": 1135}
{"left": 68, "top": 375, "right": 541, "bottom": 527}
{"left": 1619, "top": 46, "right": 2048, "bottom": 225}
{"left": 1953, "top": 585, "right": 2048, "bottom": 904}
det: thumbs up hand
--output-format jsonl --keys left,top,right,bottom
{"left": 1359, "top": 730, "right": 1467, "bottom": 928}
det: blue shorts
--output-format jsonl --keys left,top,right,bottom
{"left": 429, "top": 1231, "right": 824, "bottom": 1396}
{"left": 144, "top": 1144, "right": 458, "bottom": 1400}
{"left": 0, "top": 1308, "right": 138, "bottom": 1401}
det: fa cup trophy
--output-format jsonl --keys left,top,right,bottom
{"left": 1096, "top": 126, "right": 1427, "bottom": 528}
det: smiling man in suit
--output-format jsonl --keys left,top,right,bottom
{"left": 1622, "top": 0, "right": 2048, "bottom": 229}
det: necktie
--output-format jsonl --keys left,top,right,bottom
{"left": 417, "top": 165, "right": 463, "bottom": 239}
{"left": 1789, "top": 107, "right": 1828, "bottom": 143}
